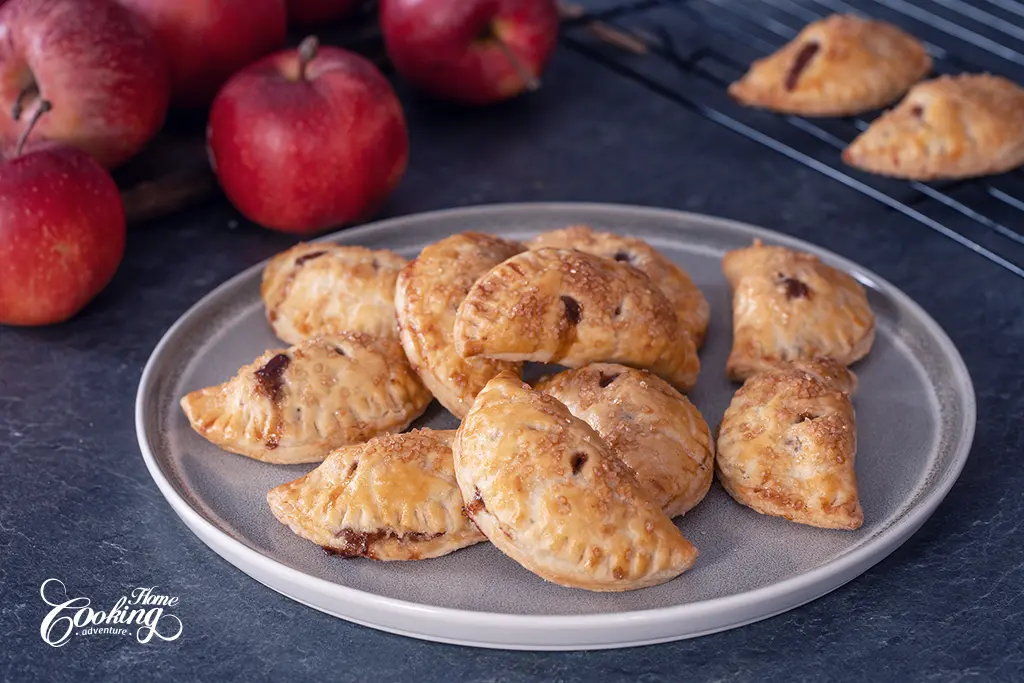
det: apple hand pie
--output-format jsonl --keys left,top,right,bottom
{"left": 527, "top": 225, "right": 710, "bottom": 347}
{"left": 179, "top": 333, "right": 432, "bottom": 464}
{"left": 454, "top": 371, "right": 698, "bottom": 591}
{"left": 261, "top": 243, "right": 407, "bottom": 345}
{"left": 454, "top": 248, "right": 700, "bottom": 391}
{"left": 843, "top": 74, "right": 1024, "bottom": 180}
{"left": 395, "top": 232, "right": 525, "bottom": 418}
{"left": 536, "top": 363, "right": 714, "bottom": 518}
{"left": 729, "top": 14, "right": 931, "bottom": 117}
{"left": 267, "top": 429, "right": 486, "bottom": 560}
{"left": 717, "top": 360, "right": 863, "bottom": 530}
{"left": 723, "top": 240, "right": 874, "bottom": 381}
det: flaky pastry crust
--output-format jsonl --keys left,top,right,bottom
{"left": 843, "top": 74, "right": 1024, "bottom": 180}
{"left": 729, "top": 14, "right": 930, "bottom": 116}
{"left": 723, "top": 240, "right": 874, "bottom": 381}
{"left": 717, "top": 360, "right": 863, "bottom": 530}
{"left": 179, "top": 334, "right": 432, "bottom": 464}
{"left": 395, "top": 232, "right": 525, "bottom": 418}
{"left": 528, "top": 226, "right": 710, "bottom": 347}
{"left": 267, "top": 429, "right": 486, "bottom": 560}
{"left": 454, "top": 371, "right": 698, "bottom": 591}
{"left": 261, "top": 242, "right": 406, "bottom": 344}
{"left": 536, "top": 363, "right": 714, "bottom": 518}
{"left": 454, "top": 248, "right": 700, "bottom": 391}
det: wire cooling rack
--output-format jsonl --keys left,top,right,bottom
{"left": 561, "top": 0, "right": 1024, "bottom": 278}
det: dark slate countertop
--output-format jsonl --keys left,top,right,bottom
{"left": 3, "top": 18, "right": 1023, "bottom": 683}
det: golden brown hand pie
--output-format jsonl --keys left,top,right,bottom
{"left": 843, "top": 74, "right": 1024, "bottom": 180}
{"left": 454, "top": 248, "right": 700, "bottom": 391}
{"left": 528, "top": 226, "right": 710, "bottom": 347}
{"left": 395, "top": 232, "right": 525, "bottom": 418}
{"left": 267, "top": 429, "right": 486, "bottom": 560}
{"left": 716, "top": 360, "right": 863, "bottom": 530}
{"left": 179, "top": 334, "right": 432, "bottom": 464}
{"left": 723, "top": 240, "right": 875, "bottom": 381}
{"left": 261, "top": 243, "right": 407, "bottom": 344}
{"left": 536, "top": 363, "right": 714, "bottom": 518}
{"left": 729, "top": 14, "right": 931, "bottom": 116}
{"left": 454, "top": 371, "right": 698, "bottom": 592}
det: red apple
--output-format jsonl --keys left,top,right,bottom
{"left": 207, "top": 37, "right": 409, "bottom": 235}
{"left": 0, "top": 103, "right": 126, "bottom": 326}
{"left": 0, "top": 0, "right": 170, "bottom": 168}
{"left": 380, "top": 0, "right": 559, "bottom": 105}
{"left": 116, "top": 0, "right": 287, "bottom": 107}
{"left": 287, "top": 0, "right": 357, "bottom": 25}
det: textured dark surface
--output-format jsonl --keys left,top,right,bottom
{"left": 2, "top": 15, "right": 1023, "bottom": 683}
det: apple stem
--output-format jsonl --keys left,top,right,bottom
{"left": 493, "top": 37, "right": 540, "bottom": 92}
{"left": 297, "top": 36, "right": 319, "bottom": 81}
{"left": 11, "top": 82, "right": 39, "bottom": 122}
{"left": 14, "top": 100, "right": 51, "bottom": 158}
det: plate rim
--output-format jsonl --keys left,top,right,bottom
{"left": 136, "top": 202, "right": 976, "bottom": 645}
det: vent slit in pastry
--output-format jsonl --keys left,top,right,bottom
{"left": 455, "top": 248, "right": 700, "bottom": 391}
{"left": 268, "top": 430, "right": 485, "bottom": 560}
{"left": 293, "top": 249, "right": 327, "bottom": 267}
{"left": 561, "top": 295, "right": 581, "bottom": 325}
{"left": 570, "top": 452, "right": 588, "bottom": 475}
{"left": 536, "top": 363, "right": 714, "bottom": 518}
{"left": 778, "top": 273, "right": 811, "bottom": 300}
{"left": 723, "top": 240, "right": 875, "bottom": 381}
{"left": 454, "top": 371, "right": 698, "bottom": 591}
{"left": 254, "top": 353, "right": 290, "bottom": 404}
{"left": 180, "top": 334, "right": 432, "bottom": 464}
{"left": 785, "top": 41, "right": 819, "bottom": 91}
{"left": 716, "top": 360, "right": 863, "bottom": 530}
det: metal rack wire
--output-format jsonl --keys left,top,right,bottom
{"left": 561, "top": 0, "right": 1024, "bottom": 278}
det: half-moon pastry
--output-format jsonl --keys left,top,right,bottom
{"left": 267, "top": 429, "right": 486, "bottom": 560}
{"left": 717, "top": 360, "right": 863, "bottom": 530}
{"left": 261, "top": 242, "right": 407, "bottom": 344}
{"left": 843, "top": 73, "right": 1024, "bottom": 180}
{"left": 179, "top": 334, "right": 432, "bottom": 464}
{"left": 536, "top": 363, "right": 714, "bottom": 518}
{"left": 528, "top": 225, "right": 710, "bottom": 347}
{"left": 395, "top": 232, "right": 525, "bottom": 418}
{"left": 729, "top": 14, "right": 931, "bottom": 116}
{"left": 454, "top": 371, "right": 698, "bottom": 591}
{"left": 723, "top": 240, "right": 874, "bottom": 381}
{"left": 454, "top": 248, "right": 700, "bottom": 391}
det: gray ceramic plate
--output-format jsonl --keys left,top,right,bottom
{"left": 136, "top": 203, "right": 975, "bottom": 650}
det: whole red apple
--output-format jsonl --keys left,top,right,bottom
{"left": 0, "top": 0, "right": 169, "bottom": 168}
{"left": 116, "top": 0, "right": 287, "bottom": 107}
{"left": 0, "top": 103, "right": 126, "bottom": 326}
{"left": 207, "top": 37, "right": 409, "bottom": 234}
{"left": 287, "top": 0, "right": 357, "bottom": 25}
{"left": 380, "top": 0, "right": 559, "bottom": 105}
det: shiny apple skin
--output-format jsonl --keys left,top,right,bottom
{"left": 0, "top": 144, "right": 126, "bottom": 325}
{"left": 0, "top": 0, "right": 170, "bottom": 167}
{"left": 380, "top": 0, "right": 559, "bottom": 105}
{"left": 207, "top": 45, "right": 409, "bottom": 235}
{"left": 117, "top": 0, "right": 287, "bottom": 107}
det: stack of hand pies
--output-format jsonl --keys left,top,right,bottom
{"left": 180, "top": 226, "right": 875, "bottom": 592}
